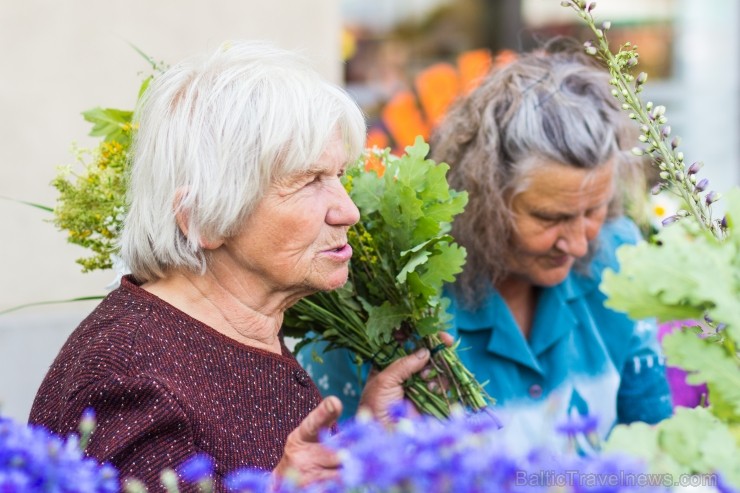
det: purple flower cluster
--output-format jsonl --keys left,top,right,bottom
{"left": 0, "top": 415, "right": 118, "bottom": 493}
{"left": 318, "top": 405, "right": 663, "bottom": 493}
{"left": 178, "top": 403, "right": 670, "bottom": 493}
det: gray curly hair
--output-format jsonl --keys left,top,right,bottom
{"left": 431, "top": 38, "right": 644, "bottom": 308}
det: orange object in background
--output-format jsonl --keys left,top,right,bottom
{"left": 363, "top": 151, "right": 386, "bottom": 177}
{"left": 381, "top": 90, "right": 430, "bottom": 150}
{"left": 374, "top": 48, "right": 517, "bottom": 153}
{"left": 414, "top": 63, "right": 460, "bottom": 128}
{"left": 457, "top": 49, "right": 492, "bottom": 94}
{"left": 366, "top": 127, "right": 390, "bottom": 150}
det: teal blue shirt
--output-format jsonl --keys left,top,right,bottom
{"left": 295, "top": 217, "right": 673, "bottom": 452}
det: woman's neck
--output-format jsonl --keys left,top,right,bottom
{"left": 495, "top": 276, "right": 538, "bottom": 340}
{"left": 142, "top": 271, "right": 286, "bottom": 354}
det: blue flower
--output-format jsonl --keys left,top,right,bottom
{"left": 178, "top": 453, "right": 215, "bottom": 483}
{"left": 224, "top": 468, "right": 271, "bottom": 492}
{"left": 0, "top": 415, "right": 119, "bottom": 493}
{"left": 556, "top": 414, "right": 599, "bottom": 439}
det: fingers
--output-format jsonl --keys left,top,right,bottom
{"left": 358, "top": 348, "right": 430, "bottom": 422}
{"left": 273, "top": 397, "right": 343, "bottom": 485}
{"left": 438, "top": 331, "right": 455, "bottom": 348}
{"left": 297, "top": 396, "right": 342, "bottom": 443}
{"left": 379, "top": 348, "right": 430, "bottom": 386}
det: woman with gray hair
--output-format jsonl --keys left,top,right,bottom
{"left": 29, "top": 40, "right": 432, "bottom": 491}
{"left": 299, "top": 38, "right": 672, "bottom": 452}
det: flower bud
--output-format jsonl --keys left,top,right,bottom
{"left": 628, "top": 113, "right": 636, "bottom": 119}
{"left": 636, "top": 72, "right": 648, "bottom": 85}
{"left": 721, "top": 215, "right": 728, "bottom": 229}
{"left": 621, "top": 103, "right": 630, "bottom": 110}
{"left": 677, "top": 209, "right": 689, "bottom": 217}
{"left": 631, "top": 147, "right": 644, "bottom": 156}
{"left": 690, "top": 174, "right": 697, "bottom": 184}
{"left": 586, "top": 1, "right": 596, "bottom": 12}
{"left": 687, "top": 161, "right": 703, "bottom": 175}
{"left": 671, "top": 137, "right": 680, "bottom": 149}
{"left": 659, "top": 171, "right": 670, "bottom": 180}
{"left": 650, "top": 184, "right": 663, "bottom": 195}
{"left": 695, "top": 178, "right": 709, "bottom": 192}
{"left": 560, "top": 1, "right": 571, "bottom": 6}
{"left": 674, "top": 171, "right": 684, "bottom": 181}
{"left": 661, "top": 126, "right": 671, "bottom": 137}
{"left": 658, "top": 116, "right": 668, "bottom": 124}
{"left": 639, "top": 135, "right": 648, "bottom": 142}
{"left": 79, "top": 408, "right": 97, "bottom": 438}
{"left": 611, "top": 89, "right": 619, "bottom": 97}
{"left": 705, "top": 191, "right": 720, "bottom": 205}
{"left": 676, "top": 152, "right": 684, "bottom": 161}
{"left": 602, "top": 21, "right": 611, "bottom": 30}
{"left": 661, "top": 215, "right": 679, "bottom": 226}
{"left": 627, "top": 57, "right": 638, "bottom": 68}
{"left": 641, "top": 125, "right": 649, "bottom": 133}
{"left": 646, "top": 101, "right": 654, "bottom": 111}
{"left": 596, "top": 29, "right": 604, "bottom": 38}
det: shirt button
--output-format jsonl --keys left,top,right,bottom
{"left": 528, "top": 384, "right": 543, "bottom": 399}
{"left": 293, "top": 369, "right": 311, "bottom": 387}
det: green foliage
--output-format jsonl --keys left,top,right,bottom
{"left": 601, "top": 188, "right": 740, "bottom": 341}
{"left": 50, "top": 52, "right": 165, "bottom": 273}
{"left": 284, "top": 137, "right": 490, "bottom": 417}
{"left": 661, "top": 330, "right": 740, "bottom": 422}
{"left": 82, "top": 108, "right": 135, "bottom": 146}
{"left": 51, "top": 138, "right": 130, "bottom": 272}
{"left": 346, "top": 138, "right": 467, "bottom": 342}
{"left": 604, "top": 408, "right": 740, "bottom": 486}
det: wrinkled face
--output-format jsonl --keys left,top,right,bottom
{"left": 504, "top": 159, "right": 615, "bottom": 287}
{"left": 220, "top": 135, "right": 360, "bottom": 300}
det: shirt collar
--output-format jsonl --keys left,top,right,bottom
{"left": 450, "top": 276, "right": 584, "bottom": 376}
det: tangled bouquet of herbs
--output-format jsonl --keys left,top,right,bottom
{"left": 284, "top": 138, "right": 491, "bottom": 418}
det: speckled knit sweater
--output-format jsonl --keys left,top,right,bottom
{"left": 29, "top": 275, "right": 322, "bottom": 492}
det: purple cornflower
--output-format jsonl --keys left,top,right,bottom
{"left": 0, "top": 415, "right": 119, "bottom": 493}
{"left": 178, "top": 453, "right": 215, "bottom": 483}
{"left": 224, "top": 468, "right": 272, "bottom": 492}
{"left": 556, "top": 414, "right": 599, "bottom": 439}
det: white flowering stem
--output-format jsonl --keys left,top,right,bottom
{"left": 561, "top": 0, "right": 725, "bottom": 239}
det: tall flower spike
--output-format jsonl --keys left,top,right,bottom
{"left": 561, "top": 1, "right": 725, "bottom": 239}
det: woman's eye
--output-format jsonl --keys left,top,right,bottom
{"left": 535, "top": 215, "right": 559, "bottom": 224}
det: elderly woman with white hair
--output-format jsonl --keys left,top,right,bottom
{"left": 29, "top": 41, "right": 431, "bottom": 491}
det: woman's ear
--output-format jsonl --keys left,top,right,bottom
{"left": 173, "top": 188, "right": 224, "bottom": 250}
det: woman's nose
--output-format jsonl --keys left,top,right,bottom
{"left": 555, "top": 217, "right": 590, "bottom": 258}
{"left": 327, "top": 180, "right": 360, "bottom": 226}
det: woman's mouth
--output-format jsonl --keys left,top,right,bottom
{"left": 324, "top": 243, "right": 353, "bottom": 262}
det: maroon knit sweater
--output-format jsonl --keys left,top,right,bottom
{"left": 29, "top": 275, "right": 323, "bottom": 492}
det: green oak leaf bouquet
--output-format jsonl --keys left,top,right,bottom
{"left": 284, "top": 137, "right": 491, "bottom": 418}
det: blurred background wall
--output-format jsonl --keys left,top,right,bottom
{"left": 1, "top": 0, "right": 738, "bottom": 423}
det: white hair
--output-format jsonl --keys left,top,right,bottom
{"left": 119, "top": 40, "right": 366, "bottom": 281}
